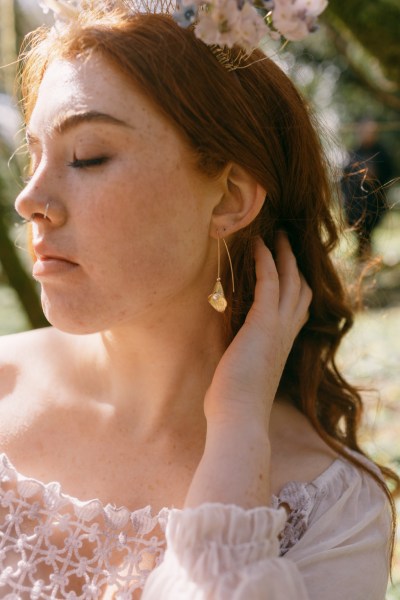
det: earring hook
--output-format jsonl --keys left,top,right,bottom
{"left": 208, "top": 230, "right": 235, "bottom": 313}
{"left": 221, "top": 236, "right": 235, "bottom": 294}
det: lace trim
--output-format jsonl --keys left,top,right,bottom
{"left": 272, "top": 482, "right": 316, "bottom": 555}
{"left": 0, "top": 453, "right": 169, "bottom": 599}
{"left": 0, "top": 453, "right": 170, "bottom": 529}
{"left": 0, "top": 452, "right": 336, "bottom": 597}
{"left": 270, "top": 456, "right": 362, "bottom": 555}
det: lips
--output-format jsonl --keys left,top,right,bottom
{"left": 32, "top": 244, "right": 79, "bottom": 279}
{"left": 34, "top": 252, "right": 77, "bottom": 264}
{"left": 32, "top": 239, "right": 78, "bottom": 263}
{"left": 32, "top": 256, "right": 79, "bottom": 279}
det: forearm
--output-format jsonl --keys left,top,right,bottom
{"left": 184, "top": 420, "right": 271, "bottom": 509}
{"left": 184, "top": 234, "right": 311, "bottom": 511}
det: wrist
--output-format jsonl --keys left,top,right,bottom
{"left": 204, "top": 388, "right": 274, "bottom": 432}
{"left": 206, "top": 411, "right": 270, "bottom": 437}
{"left": 205, "top": 420, "right": 271, "bottom": 464}
{"left": 185, "top": 425, "right": 271, "bottom": 508}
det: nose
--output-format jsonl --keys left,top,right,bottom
{"left": 15, "top": 165, "right": 66, "bottom": 227}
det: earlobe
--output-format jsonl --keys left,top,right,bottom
{"left": 210, "top": 163, "right": 267, "bottom": 238}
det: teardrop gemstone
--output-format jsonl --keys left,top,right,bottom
{"left": 208, "top": 280, "right": 227, "bottom": 312}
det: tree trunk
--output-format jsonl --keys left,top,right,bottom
{"left": 0, "top": 192, "right": 48, "bottom": 330}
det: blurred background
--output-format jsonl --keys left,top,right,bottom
{"left": 0, "top": 0, "right": 399, "bottom": 596}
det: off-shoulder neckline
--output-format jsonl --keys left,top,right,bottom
{"left": 0, "top": 450, "right": 362, "bottom": 522}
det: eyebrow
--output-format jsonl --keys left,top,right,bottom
{"left": 26, "top": 111, "right": 133, "bottom": 146}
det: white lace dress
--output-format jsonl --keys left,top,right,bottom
{"left": 0, "top": 452, "right": 390, "bottom": 600}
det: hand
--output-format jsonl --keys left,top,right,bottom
{"left": 204, "top": 231, "right": 312, "bottom": 428}
{"left": 185, "top": 232, "right": 312, "bottom": 508}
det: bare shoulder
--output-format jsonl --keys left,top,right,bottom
{"left": 0, "top": 326, "right": 68, "bottom": 362}
{"left": 1, "top": 328, "right": 49, "bottom": 392}
{"left": 270, "top": 397, "right": 338, "bottom": 495}
{"left": 0, "top": 326, "right": 82, "bottom": 395}
{"left": 0, "top": 327, "right": 78, "bottom": 441}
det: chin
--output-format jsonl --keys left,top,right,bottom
{"left": 44, "top": 314, "right": 102, "bottom": 335}
{"left": 41, "top": 296, "right": 106, "bottom": 336}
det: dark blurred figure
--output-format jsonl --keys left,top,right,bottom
{"left": 341, "top": 119, "right": 394, "bottom": 260}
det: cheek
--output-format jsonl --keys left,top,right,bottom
{"left": 74, "top": 151, "right": 212, "bottom": 286}
{"left": 97, "top": 161, "right": 206, "bottom": 241}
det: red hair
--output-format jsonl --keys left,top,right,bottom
{"left": 19, "top": 8, "right": 398, "bottom": 555}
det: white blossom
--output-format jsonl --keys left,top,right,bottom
{"left": 195, "top": 0, "right": 241, "bottom": 47}
{"left": 36, "top": 0, "right": 329, "bottom": 52}
{"left": 234, "top": 3, "right": 268, "bottom": 51}
{"left": 272, "top": 0, "right": 328, "bottom": 41}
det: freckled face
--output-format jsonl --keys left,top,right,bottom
{"left": 15, "top": 56, "right": 221, "bottom": 333}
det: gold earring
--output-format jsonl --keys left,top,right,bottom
{"left": 208, "top": 234, "right": 235, "bottom": 313}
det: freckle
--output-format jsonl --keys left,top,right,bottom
{"left": 259, "top": 473, "right": 263, "bottom": 480}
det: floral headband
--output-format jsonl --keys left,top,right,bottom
{"left": 38, "top": 0, "right": 328, "bottom": 53}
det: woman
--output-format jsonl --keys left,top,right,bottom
{"left": 0, "top": 3, "right": 397, "bottom": 599}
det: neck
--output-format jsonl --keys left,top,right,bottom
{"left": 79, "top": 304, "right": 226, "bottom": 437}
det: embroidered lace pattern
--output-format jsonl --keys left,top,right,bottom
{"left": 0, "top": 454, "right": 169, "bottom": 599}
{"left": 271, "top": 482, "right": 315, "bottom": 556}
{"left": 0, "top": 453, "right": 317, "bottom": 599}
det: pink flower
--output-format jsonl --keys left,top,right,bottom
{"left": 235, "top": 3, "right": 268, "bottom": 51}
{"left": 195, "top": 0, "right": 241, "bottom": 47}
{"left": 195, "top": 0, "right": 268, "bottom": 50}
{"left": 272, "top": 0, "right": 328, "bottom": 41}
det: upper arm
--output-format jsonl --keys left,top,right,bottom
{"left": 285, "top": 468, "right": 391, "bottom": 600}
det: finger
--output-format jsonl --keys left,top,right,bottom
{"left": 293, "top": 273, "right": 313, "bottom": 330}
{"left": 274, "top": 231, "right": 302, "bottom": 315}
{"left": 251, "top": 237, "right": 280, "bottom": 313}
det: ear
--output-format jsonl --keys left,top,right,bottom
{"left": 210, "top": 163, "right": 267, "bottom": 238}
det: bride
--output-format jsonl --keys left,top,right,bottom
{"left": 0, "top": 2, "right": 397, "bottom": 598}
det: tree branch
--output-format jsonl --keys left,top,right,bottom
{"left": 325, "top": 0, "right": 400, "bottom": 86}
{"left": 326, "top": 25, "right": 400, "bottom": 113}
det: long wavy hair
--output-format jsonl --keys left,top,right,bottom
{"left": 19, "top": 8, "right": 398, "bottom": 556}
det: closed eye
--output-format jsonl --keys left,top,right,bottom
{"left": 68, "top": 157, "right": 109, "bottom": 168}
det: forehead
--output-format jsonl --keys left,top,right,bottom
{"left": 29, "top": 55, "right": 150, "bottom": 133}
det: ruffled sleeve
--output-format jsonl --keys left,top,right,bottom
{"left": 142, "top": 458, "right": 391, "bottom": 600}
{"left": 142, "top": 503, "right": 309, "bottom": 599}
{"left": 284, "top": 457, "right": 391, "bottom": 600}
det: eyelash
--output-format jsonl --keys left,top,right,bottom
{"left": 22, "top": 157, "right": 108, "bottom": 186}
{"left": 67, "top": 157, "right": 109, "bottom": 169}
